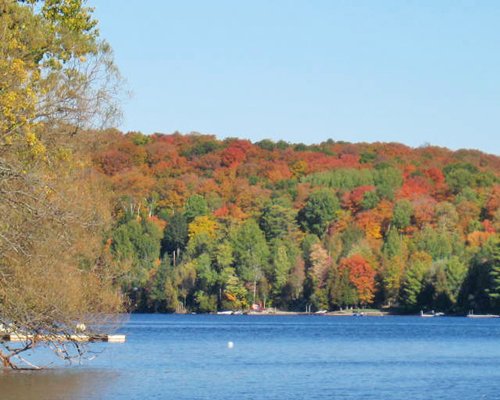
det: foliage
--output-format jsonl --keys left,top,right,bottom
{"left": 259, "top": 200, "right": 298, "bottom": 241}
{"left": 0, "top": 0, "right": 123, "bottom": 369}
{"left": 298, "top": 189, "right": 340, "bottom": 237}
{"left": 402, "top": 252, "right": 433, "bottom": 308}
{"left": 232, "top": 220, "right": 270, "bottom": 289}
{"left": 338, "top": 255, "right": 376, "bottom": 305}
{"left": 111, "top": 217, "right": 162, "bottom": 292}
{"left": 184, "top": 194, "right": 209, "bottom": 222}
{"left": 89, "top": 131, "right": 499, "bottom": 315}
{"left": 392, "top": 200, "right": 413, "bottom": 231}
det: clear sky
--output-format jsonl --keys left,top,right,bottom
{"left": 91, "top": 0, "right": 500, "bottom": 154}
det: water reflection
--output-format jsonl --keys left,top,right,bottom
{"left": 0, "top": 369, "right": 117, "bottom": 400}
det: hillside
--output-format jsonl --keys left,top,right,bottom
{"left": 86, "top": 129, "right": 499, "bottom": 313}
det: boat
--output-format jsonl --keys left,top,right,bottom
{"left": 217, "top": 311, "right": 233, "bottom": 315}
{"left": 467, "top": 313, "right": 499, "bottom": 318}
{"left": 420, "top": 310, "right": 437, "bottom": 317}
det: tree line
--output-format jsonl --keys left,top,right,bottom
{"left": 90, "top": 130, "right": 500, "bottom": 314}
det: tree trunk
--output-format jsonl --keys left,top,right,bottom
{"left": 253, "top": 279, "right": 257, "bottom": 305}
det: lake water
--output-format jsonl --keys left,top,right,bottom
{"left": 1, "top": 314, "right": 500, "bottom": 399}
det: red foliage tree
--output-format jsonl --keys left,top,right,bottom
{"left": 425, "top": 167, "right": 446, "bottom": 188}
{"left": 412, "top": 196, "right": 436, "bottom": 228}
{"left": 485, "top": 185, "right": 500, "bottom": 220}
{"left": 267, "top": 161, "right": 292, "bottom": 182}
{"left": 338, "top": 254, "right": 376, "bottom": 305}
{"left": 94, "top": 148, "right": 133, "bottom": 175}
{"left": 342, "top": 185, "right": 376, "bottom": 212}
{"left": 398, "top": 176, "right": 432, "bottom": 199}
{"left": 220, "top": 146, "right": 246, "bottom": 168}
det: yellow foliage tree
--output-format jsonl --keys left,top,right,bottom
{"left": 188, "top": 215, "right": 218, "bottom": 239}
{"left": 0, "top": 0, "right": 123, "bottom": 369}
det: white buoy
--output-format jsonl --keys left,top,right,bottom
{"left": 227, "top": 341, "right": 234, "bottom": 349}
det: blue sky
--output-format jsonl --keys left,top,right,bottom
{"left": 92, "top": 1, "right": 500, "bottom": 154}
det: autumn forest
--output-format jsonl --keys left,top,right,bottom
{"left": 81, "top": 130, "right": 500, "bottom": 314}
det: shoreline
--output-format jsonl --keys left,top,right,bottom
{"left": 132, "top": 310, "right": 500, "bottom": 318}
{"left": 212, "top": 310, "right": 499, "bottom": 318}
{"left": 244, "top": 311, "right": 397, "bottom": 317}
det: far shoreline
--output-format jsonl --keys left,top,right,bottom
{"left": 130, "top": 310, "right": 499, "bottom": 318}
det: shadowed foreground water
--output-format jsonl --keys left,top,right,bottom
{"left": 1, "top": 314, "right": 500, "bottom": 399}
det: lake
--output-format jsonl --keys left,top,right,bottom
{"left": 1, "top": 314, "right": 500, "bottom": 399}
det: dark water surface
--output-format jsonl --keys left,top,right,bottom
{"left": 1, "top": 314, "right": 500, "bottom": 399}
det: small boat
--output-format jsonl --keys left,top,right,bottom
{"left": 315, "top": 310, "right": 328, "bottom": 314}
{"left": 420, "top": 311, "right": 435, "bottom": 318}
{"left": 217, "top": 311, "right": 233, "bottom": 315}
{"left": 467, "top": 313, "right": 499, "bottom": 318}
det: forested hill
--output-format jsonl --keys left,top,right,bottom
{"left": 86, "top": 129, "right": 500, "bottom": 314}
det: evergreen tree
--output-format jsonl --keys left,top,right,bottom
{"left": 231, "top": 219, "right": 270, "bottom": 304}
{"left": 259, "top": 201, "right": 298, "bottom": 241}
{"left": 487, "top": 237, "right": 500, "bottom": 311}
{"left": 162, "top": 211, "right": 188, "bottom": 264}
{"left": 184, "top": 194, "right": 209, "bottom": 223}
{"left": 401, "top": 252, "right": 432, "bottom": 308}
{"left": 298, "top": 189, "right": 340, "bottom": 237}
{"left": 381, "top": 228, "right": 407, "bottom": 306}
{"left": 392, "top": 200, "right": 413, "bottom": 231}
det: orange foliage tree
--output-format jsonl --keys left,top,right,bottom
{"left": 338, "top": 254, "right": 376, "bottom": 305}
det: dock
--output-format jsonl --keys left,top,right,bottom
{"left": 0, "top": 333, "right": 126, "bottom": 343}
